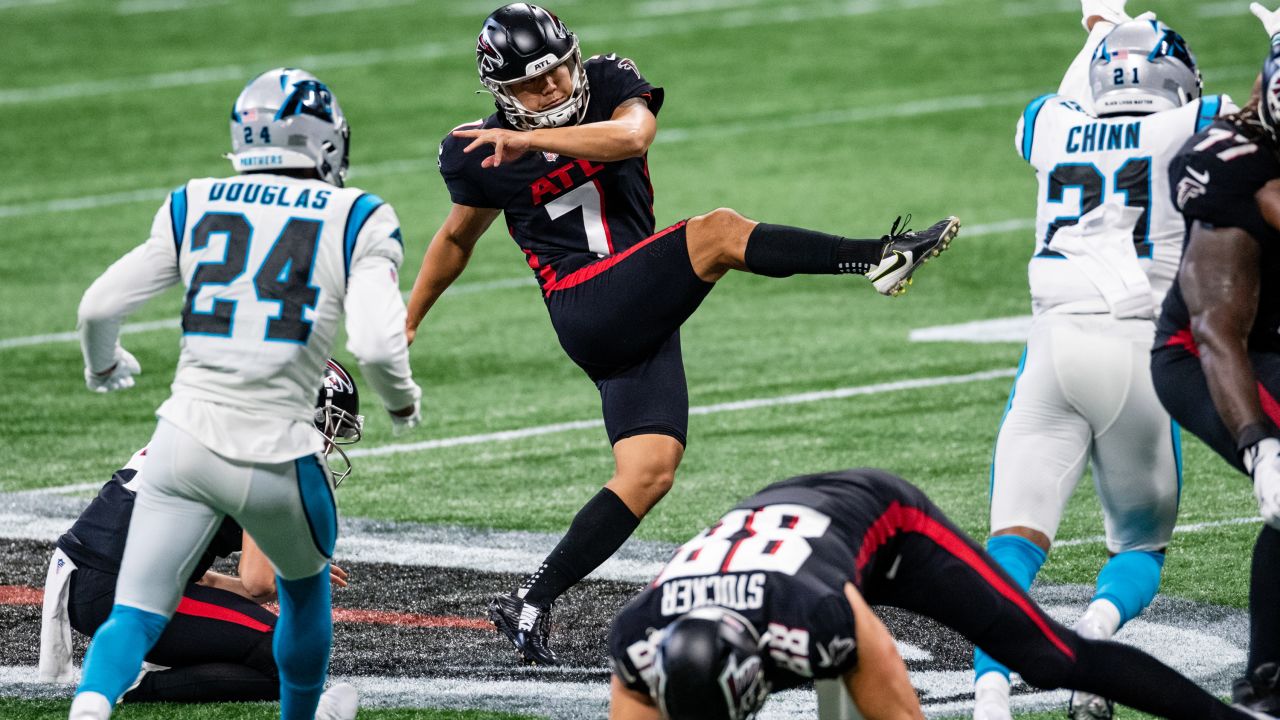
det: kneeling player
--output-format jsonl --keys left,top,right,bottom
{"left": 40, "top": 361, "right": 359, "bottom": 707}
{"left": 608, "top": 469, "right": 1254, "bottom": 720}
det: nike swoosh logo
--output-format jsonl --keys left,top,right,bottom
{"left": 874, "top": 251, "right": 908, "bottom": 278}
{"left": 1187, "top": 167, "right": 1210, "bottom": 184}
{"left": 886, "top": 553, "right": 903, "bottom": 580}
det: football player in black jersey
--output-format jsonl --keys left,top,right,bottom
{"left": 405, "top": 2, "right": 962, "bottom": 666}
{"left": 1156, "top": 28, "right": 1280, "bottom": 715}
{"left": 607, "top": 468, "right": 1256, "bottom": 720}
{"left": 39, "top": 360, "right": 359, "bottom": 705}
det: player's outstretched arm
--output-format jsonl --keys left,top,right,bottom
{"left": 77, "top": 201, "right": 183, "bottom": 392}
{"left": 453, "top": 98, "right": 656, "bottom": 168}
{"left": 344, "top": 205, "right": 423, "bottom": 431}
{"left": 404, "top": 204, "right": 499, "bottom": 345}
{"left": 841, "top": 583, "right": 925, "bottom": 720}
{"left": 607, "top": 674, "right": 660, "bottom": 720}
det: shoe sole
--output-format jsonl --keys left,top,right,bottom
{"left": 884, "top": 216, "right": 960, "bottom": 298}
{"left": 487, "top": 598, "right": 557, "bottom": 666}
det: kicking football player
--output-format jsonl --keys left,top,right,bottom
{"left": 607, "top": 468, "right": 1257, "bottom": 720}
{"left": 974, "top": 2, "right": 1234, "bottom": 718}
{"left": 68, "top": 69, "right": 422, "bottom": 720}
{"left": 39, "top": 361, "right": 360, "bottom": 704}
{"left": 405, "top": 2, "right": 961, "bottom": 666}
{"left": 1155, "top": 9, "right": 1280, "bottom": 713}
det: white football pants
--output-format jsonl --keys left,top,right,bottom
{"left": 989, "top": 313, "right": 1180, "bottom": 553}
{"left": 114, "top": 418, "right": 335, "bottom": 617}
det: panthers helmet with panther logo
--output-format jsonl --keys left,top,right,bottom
{"left": 229, "top": 68, "right": 350, "bottom": 186}
{"left": 1089, "top": 20, "right": 1201, "bottom": 116}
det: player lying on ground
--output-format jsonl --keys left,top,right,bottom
{"left": 974, "top": 1, "right": 1234, "bottom": 718}
{"left": 69, "top": 68, "right": 422, "bottom": 720}
{"left": 406, "top": 2, "right": 961, "bottom": 666}
{"left": 607, "top": 468, "right": 1258, "bottom": 720}
{"left": 40, "top": 361, "right": 360, "bottom": 703}
{"left": 1155, "top": 7, "right": 1280, "bottom": 714}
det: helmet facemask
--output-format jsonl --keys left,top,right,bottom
{"left": 314, "top": 359, "right": 363, "bottom": 485}
{"left": 483, "top": 40, "right": 589, "bottom": 131}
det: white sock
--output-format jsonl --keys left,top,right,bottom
{"left": 1075, "top": 599, "right": 1122, "bottom": 640}
{"left": 68, "top": 692, "right": 112, "bottom": 720}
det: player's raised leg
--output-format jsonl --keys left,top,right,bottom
{"left": 683, "top": 206, "right": 959, "bottom": 296}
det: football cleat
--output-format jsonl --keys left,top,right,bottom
{"left": 1068, "top": 691, "right": 1114, "bottom": 720}
{"left": 315, "top": 682, "right": 358, "bottom": 720}
{"left": 488, "top": 592, "right": 559, "bottom": 666}
{"left": 867, "top": 215, "right": 960, "bottom": 297}
{"left": 1237, "top": 664, "right": 1280, "bottom": 717}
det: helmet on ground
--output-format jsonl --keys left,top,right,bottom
{"left": 1259, "top": 47, "right": 1280, "bottom": 143}
{"left": 651, "top": 607, "right": 772, "bottom": 720}
{"left": 315, "top": 359, "right": 363, "bottom": 484}
{"left": 1089, "top": 20, "right": 1200, "bottom": 115}
{"left": 476, "top": 3, "right": 589, "bottom": 130}
{"left": 229, "top": 68, "right": 350, "bottom": 186}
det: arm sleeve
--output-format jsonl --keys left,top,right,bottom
{"left": 343, "top": 203, "right": 421, "bottom": 412}
{"left": 77, "top": 196, "right": 182, "bottom": 373}
{"left": 1057, "top": 20, "right": 1115, "bottom": 110}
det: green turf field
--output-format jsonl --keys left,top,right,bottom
{"left": 1, "top": 0, "right": 1268, "bottom": 717}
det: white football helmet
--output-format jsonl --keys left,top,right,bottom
{"left": 229, "top": 68, "right": 350, "bottom": 186}
{"left": 1089, "top": 20, "right": 1201, "bottom": 115}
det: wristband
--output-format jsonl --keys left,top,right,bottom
{"left": 1238, "top": 422, "right": 1280, "bottom": 457}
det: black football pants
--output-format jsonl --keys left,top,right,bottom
{"left": 69, "top": 565, "right": 279, "bottom": 702}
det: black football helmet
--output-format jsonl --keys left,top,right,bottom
{"left": 651, "top": 607, "right": 772, "bottom": 720}
{"left": 476, "top": 3, "right": 588, "bottom": 130}
{"left": 315, "top": 358, "right": 363, "bottom": 485}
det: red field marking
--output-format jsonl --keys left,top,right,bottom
{"left": 0, "top": 585, "right": 488, "bottom": 630}
{"left": 332, "top": 608, "right": 491, "bottom": 630}
{"left": 0, "top": 585, "right": 42, "bottom": 605}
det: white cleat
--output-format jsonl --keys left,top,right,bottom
{"left": 315, "top": 682, "right": 358, "bottom": 720}
{"left": 868, "top": 215, "right": 960, "bottom": 297}
{"left": 973, "top": 672, "right": 1013, "bottom": 720}
{"left": 68, "top": 692, "right": 112, "bottom": 720}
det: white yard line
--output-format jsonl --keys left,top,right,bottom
{"left": 116, "top": 0, "right": 226, "bottom": 14}
{"left": 909, "top": 315, "right": 1032, "bottom": 344}
{"left": 347, "top": 368, "right": 1019, "bottom": 459}
{"left": 289, "top": 0, "right": 416, "bottom": 17}
{"left": 0, "top": 0, "right": 63, "bottom": 8}
{"left": 0, "top": 0, "right": 954, "bottom": 107}
{"left": 1055, "top": 516, "right": 1262, "bottom": 548}
{"left": 1197, "top": 1, "right": 1248, "bottom": 18}
{"left": 0, "top": 319, "right": 177, "bottom": 350}
{"left": 0, "top": 87, "right": 1038, "bottom": 220}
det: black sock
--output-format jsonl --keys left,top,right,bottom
{"left": 520, "top": 488, "right": 641, "bottom": 607}
{"left": 1066, "top": 638, "right": 1245, "bottom": 719}
{"left": 1251, "top": 526, "right": 1280, "bottom": 672}
{"left": 743, "top": 223, "right": 885, "bottom": 277}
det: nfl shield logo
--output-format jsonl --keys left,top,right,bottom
{"left": 542, "top": 152, "right": 559, "bottom": 162}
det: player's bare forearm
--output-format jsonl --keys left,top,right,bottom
{"left": 608, "top": 675, "right": 660, "bottom": 720}
{"left": 405, "top": 205, "right": 498, "bottom": 341}
{"left": 455, "top": 99, "right": 656, "bottom": 167}
{"left": 1184, "top": 221, "right": 1266, "bottom": 438}
{"left": 842, "top": 583, "right": 925, "bottom": 720}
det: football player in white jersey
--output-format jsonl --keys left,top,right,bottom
{"left": 973, "top": 3, "right": 1235, "bottom": 720}
{"left": 68, "top": 68, "right": 421, "bottom": 720}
